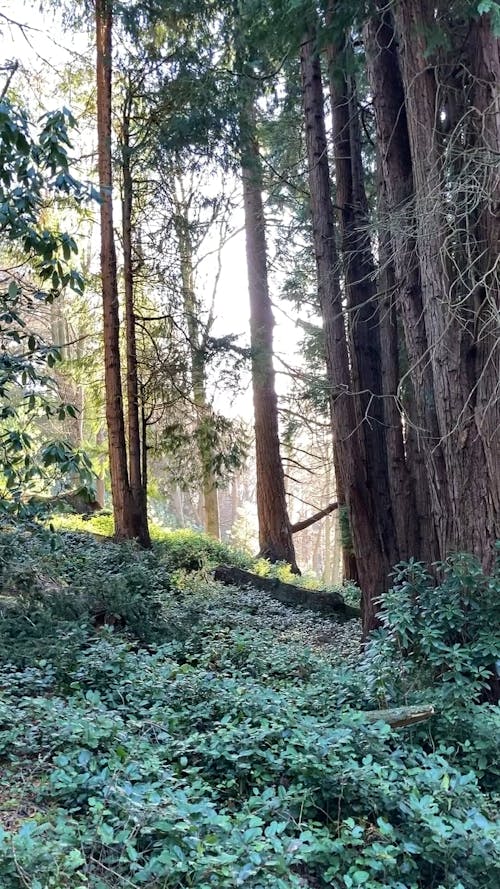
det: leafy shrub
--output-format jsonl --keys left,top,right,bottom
{"left": 364, "top": 553, "right": 499, "bottom": 703}
{"left": 362, "top": 552, "right": 500, "bottom": 790}
{"left": 0, "top": 530, "right": 498, "bottom": 888}
{"left": 0, "top": 529, "right": 174, "bottom": 669}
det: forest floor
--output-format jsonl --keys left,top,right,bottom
{"left": 0, "top": 523, "right": 498, "bottom": 888}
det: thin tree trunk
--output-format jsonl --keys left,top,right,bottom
{"left": 95, "top": 427, "right": 106, "bottom": 508}
{"left": 121, "top": 92, "right": 151, "bottom": 547}
{"left": 173, "top": 179, "right": 221, "bottom": 540}
{"left": 333, "top": 451, "right": 358, "bottom": 583}
{"left": 300, "top": 30, "right": 386, "bottom": 633}
{"left": 241, "top": 100, "right": 299, "bottom": 571}
{"left": 95, "top": 0, "right": 135, "bottom": 541}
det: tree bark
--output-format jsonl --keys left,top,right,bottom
{"left": 213, "top": 565, "right": 359, "bottom": 618}
{"left": 392, "top": 0, "right": 500, "bottom": 565}
{"left": 121, "top": 91, "right": 151, "bottom": 547}
{"left": 364, "top": 2, "right": 443, "bottom": 565}
{"left": 241, "top": 101, "right": 299, "bottom": 572}
{"left": 467, "top": 13, "right": 500, "bottom": 558}
{"left": 95, "top": 0, "right": 136, "bottom": 541}
{"left": 326, "top": 14, "right": 399, "bottom": 568}
{"left": 377, "top": 191, "right": 419, "bottom": 560}
{"left": 300, "top": 30, "right": 387, "bottom": 633}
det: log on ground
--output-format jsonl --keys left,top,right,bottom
{"left": 355, "top": 704, "right": 435, "bottom": 729}
{"left": 212, "top": 565, "right": 360, "bottom": 619}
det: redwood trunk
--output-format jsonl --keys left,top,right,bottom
{"left": 392, "top": 0, "right": 499, "bottom": 564}
{"left": 300, "top": 31, "right": 387, "bottom": 632}
{"left": 95, "top": 0, "right": 135, "bottom": 541}
{"left": 326, "top": 17, "right": 399, "bottom": 568}
{"left": 241, "top": 103, "right": 298, "bottom": 572}
{"left": 364, "top": 3, "right": 443, "bottom": 564}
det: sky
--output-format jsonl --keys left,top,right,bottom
{"left": 1, "top": 0, "right": 303, "bottom": 421}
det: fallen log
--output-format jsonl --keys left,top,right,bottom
{"left": 212, "top": 565, "right": 360, "bottom": 620}
{"left": 355, "top": 704, "right": 435, "bottom": 729}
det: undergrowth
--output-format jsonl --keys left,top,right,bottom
{"left": 50, "top": 513, "right": 358, "bottom": 602}
{"left": 0, "top": 527, "right": 498, "bottom": 888}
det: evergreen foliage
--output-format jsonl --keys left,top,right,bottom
{"left": 0, "top": 528, "right": 498, "bottom": 888}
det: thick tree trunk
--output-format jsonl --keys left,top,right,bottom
{"left": 95, "top": 0, "right": 136, "bottom": 541}
{"left": 392, "top": 0, "right": 499, "bottom": 565}
{"left": 467, "top": 14, "right": 500, "bottom": 556}
{"left": 241, "top": 103, "right": 298, "bottom": 571}
{"left": 377, "top": 197, "right": 418, "bottom": 560}
{"left": 326, "top": 17, "right": 399, "bottom": 568}
{"left": 300, "top": 31, "right": 387, "bottom": 633}
{"left": 121, "top": 96, "right": 151, "bottom": 547}
{"left": 364, "top": 3, "right": 443, "bottom": 564}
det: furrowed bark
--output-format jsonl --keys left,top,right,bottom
{"left": 392, "top": 0, "right": 499, "bottom": 565}
{"left": 300, "top": 29, "right": 387, "bottom": 633}
{"left": 326, "top": 11, "right": 399, "bottom": 568}
{"left": 364, "top": 2, "right": 443, "bottom": 564}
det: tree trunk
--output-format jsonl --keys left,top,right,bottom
{"left": 377, "top": 191, "right": 418, "bottom": 560}
{"left": 121, "top": 92, "right": 151, "bottom": 547}
{"left": 364, "top": 2, "right": 443, "bottom": 565}
{"left": 95, "top": 427, "right": 106, "bottom": 508}
{"left": 241, "top": 101, "right": 298, "bottom": 571}
{"left": 467, "top": 13, "right": 500, "bottom": 557}
{"left": 392, "top": 0, "right": 499, "bottom": 565}
{"left": 326, "top": 15, "right": 399, "bottom": 569}
{"left": 333, "top": 451, "right": 358, "bottom": 583}
{"left": 300, "top": 30, "right": 387, "bottom": 633}
{"left": 213, "top": 565, "right": 359, "bottom": 618}
{"left": 95, "top": 0, "right": 136, "bottom": 541}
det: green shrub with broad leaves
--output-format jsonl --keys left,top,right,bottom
{"left": 0, "top": 527, "right": 498, "bottom": 888}
{"left": 362, "top": 551, "right": 500, "bottom": 789}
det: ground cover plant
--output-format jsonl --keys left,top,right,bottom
{"left": 0, "top": 527, "right": 498, "bottom": 888}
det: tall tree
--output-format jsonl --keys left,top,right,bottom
{"left": 171, "top": 172, "right": 221, "bottom": 539}
{"left": 95, "top": 0, "right": 150, "bottom": 545}
{"left": 120, "top": 79, "right": 150, "bottom": 545}
{"left": 300, "top": 25, "right": 386, "bottom": 631}
{"left": 326, "top": 13, "right": 400, "bottom": 567}
{"left": 389, "top": 0, "right": 499, "bottom": 565}
{"left": 364, "top": 0, "right": 443, "bottom": 565}
{"left": 241, "top": 98, "right": 299, "bottom": 571}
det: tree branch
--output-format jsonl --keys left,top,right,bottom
{"left": 291, "top": 500, "right": 338, "bottom": 533}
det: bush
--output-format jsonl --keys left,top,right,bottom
{"left": 0, "top": 529, "right": 174, "bottom": 670}
{"left": 0, "top": 530, "right": 498, "bottom": 888}
{"left": 362, "top": 552, "right": 500, "bottom": 791}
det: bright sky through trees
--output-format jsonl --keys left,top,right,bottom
{"left": 2, "top": 0, "right": 305, "bottom": 422}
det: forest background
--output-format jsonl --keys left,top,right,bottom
{"left": 0, "top": 0, "right": 499, "bottom": 636}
